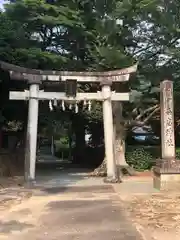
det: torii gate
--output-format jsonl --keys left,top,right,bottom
{"left": 0, "top": 61, "right": 137, "bottom": 184}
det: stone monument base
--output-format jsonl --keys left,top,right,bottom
{"left": 153, "top": 159, "right": 180, "bottom": 190}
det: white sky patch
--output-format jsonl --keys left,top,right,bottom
{"left": 0, "top": 0, "right": 4, "bottom": 9}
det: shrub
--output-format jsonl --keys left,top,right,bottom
{"left": 176, "top": 149, "right": 180, "bottom": 159}
{"left": 126, "top": 148, "right": 154, "bottom": 171}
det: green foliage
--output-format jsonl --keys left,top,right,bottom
{"left": 126, "top": 148, "right": 154, "bottom": 171}
{"left": 176, "top": 148, "right": 180, "bottom": 159}
{"left": 1, "top": 0, "right": 180, "bottom": 146}
{"left": 55, "top": 137, "right": 69, "bottom": 149}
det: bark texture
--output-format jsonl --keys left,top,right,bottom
{"left": 91, "top": 102, "right": 135, "bottom": 177}
{"left": 72, "top": 114, "right": 86, "bottom": 164}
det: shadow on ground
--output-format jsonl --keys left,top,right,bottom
{"left": 38, "top": 185, "right": 114, "bottom": 195}
{"left": 0, "top": 220, "right": 34, "bottom": 234}
{"left": 24, "top": 185, "right": 143, "bottom": 240}
{"left": 34, "top": 163, "right": 104, "bottom": 191}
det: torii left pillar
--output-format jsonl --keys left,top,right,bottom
{"left": 25, "top": 76, "right": 41, "bottom": 185}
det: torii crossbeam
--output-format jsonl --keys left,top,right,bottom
{"left": 0, "top": 61, "right": 137, "bottom": 185}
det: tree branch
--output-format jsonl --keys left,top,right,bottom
{"left": 135, "top": 104, "right": 159, "bottom": 121}
{"left": 140, "top": 106, "right": 160, "bottom": 125}
{"left": 125, "top": 105, "right": 160, "bottom": 128}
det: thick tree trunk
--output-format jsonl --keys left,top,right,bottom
{"left": 68, "top": 121, "right": 73, "bottom": 162}
{"left": 113, "top": 122, "right": 135, "bottom": 176}
{"left": 72, "top": 114, "right": 86, "bottom": 164}
{"left": 113, "top": 102, "right": 126, "bottom": 166}
{"left": 0, "top": 127, "right": 2, "bottom": 149}
{"left": 113, "top": 102, "right": 135, "bottom": 176}
{"left": 91, "top": 102, "right": 135, "bottom": 177}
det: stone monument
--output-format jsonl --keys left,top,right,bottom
{"left": 153, "top": 80, "right": 180, "bottom": 190}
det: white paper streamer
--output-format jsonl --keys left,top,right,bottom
{"left": 53, "top": 99, "right": 57, "bottom": 107}
{"left": 49, "top": 100, "right": 53, "bottom": 111}
{"left": 83, "top": 99, "right": 87, "bottom": 106}
{"left": 75, "top": 102, "right": 78, "bottom": 113}
{"left": 62, "top": 100, "right": 65, "bottom": 111}
{"left": 88, "top": 100, "right": 91, "bottom": 111}
{"left": 69, "top": 103, "right": 72, "bottom": 110}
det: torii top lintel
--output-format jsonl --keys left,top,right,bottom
{"left": 0, "top": 61, "right": 137, "bottom": 83}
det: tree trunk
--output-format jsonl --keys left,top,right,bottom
{"left": 0, "top": 126, "right": 2, "bottom": 149}
{"left": 68, "top": 121, "right": 73, "bottom": 162}
{"left": 72, "top": 114, "right": 86, "bottom": 164}
{"left": 113, "top": 102, "right": 135, "bottom": 176}
{"left": 91, "top": 102, "right": 135, "bottom": 177}
{"left": 113, "top": 102, "right": 126, "bottom": 166}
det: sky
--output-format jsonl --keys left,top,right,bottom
{"left": 0, "top": 0, "right": 4, "bottom": 9}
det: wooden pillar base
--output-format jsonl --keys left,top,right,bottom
{"left": 153, "top": 159, "right": 180, "bottom": 190}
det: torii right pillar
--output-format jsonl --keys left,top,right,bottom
{"left": 153, "top": 80, "right": 180, "bottom": 190}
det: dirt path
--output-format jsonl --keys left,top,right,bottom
{"left": 114, "top": 175, "right": 180, "bottom": 240}
{"left": 0, "top": 185, "right": 144, "bottom": 240}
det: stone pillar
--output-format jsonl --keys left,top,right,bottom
{"left": 160, "top": 80, "right": 175, "bottom": 159}
{"left": 101, "top": 82, "right": 117, "bottom": 183}
{"left": 153, "top": 80, "right": 180, "bottom": 190}
{"left": 25, "top": 76, "right": 41, "bottom": 185}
